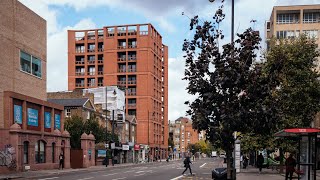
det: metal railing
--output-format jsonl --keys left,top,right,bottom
{"left": 88, "top": 61, "right": 95, "bottom": 64}
{"left": 118, "top": 69, "right": 126, "bottom": 72}
{"left": 75, "top": 61, "right": 85, "bottom": 65}
{"left": 75, "top": 72, "right": 85, "bottom": 76}
{"left": 128, "top": 68, "right": 136, "bottom": 72}
{"left": 76, "top": 83, "right": 85, "bottom": 87}
{"left": 118, "top": 46, "right": 126, "bottom": 49}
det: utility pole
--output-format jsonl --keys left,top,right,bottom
{"left": 112, "top": 109, "right": 115, "bottom": 166}
{"left": 105, "top": 87, "right": 108, "bottom": 167}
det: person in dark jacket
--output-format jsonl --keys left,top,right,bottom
{"left": 182, "top": 156, "right": 193, "bottom": 176}
{"left": 285, "top": 154, "right": 296, "bottom": 180}
{"left": 257, "top": 153, "right": 264, "bottom": 173}
{"left": 59, "top": 152, "right": 64, "bottom": 170}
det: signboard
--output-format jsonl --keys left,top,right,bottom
{"left": 105, "top": 144, "right": 109, "bottom": 149}
{"left": 134, "top": 144, "right": 140, "bottom": 151}
{"left": 97, "top": 150, "right": 106, "bottom": 157}
{"left": 27, "top": 108, "right": 38, "bottom": 126}
{"left": 14, "top": 105, "right": 22, "bottom": 124}
{"left": 122, "top": 145, "right": 129, "bottom": 150}
{"left": 44, "top": 112, "right": 51, "bottom": 128}
{"left": 55, "top": 114, "right": 61, "bottom": 130}
{"left": 111, "top": 143, "right": 115, "bottom": 150}
{"left": 235, "top": 143, "right": 241, "bottom": 173}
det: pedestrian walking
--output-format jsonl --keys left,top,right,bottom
{"left": 59, "top": 152, "right": 64, "bottom": 170}
{"left": 285, "top": 154, "right": 296, "bottom": 180}
{"left": 257, "top": 153, "right": 264, "bottom": 173}
{"left": 182, "top": 156, "right": 193, "bottom": 176}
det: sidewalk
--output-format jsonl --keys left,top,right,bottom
{"left": 0, "top": 160, "right": 168, "bottom": 180}
{"left": 237, "top": 166, "right": 283, "bottom": 180}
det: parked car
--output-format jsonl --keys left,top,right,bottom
{"left": 212, "top": 167, "right": 227, "bottom": 180}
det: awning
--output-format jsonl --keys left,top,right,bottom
{"left": 275, "top": 128, "right": 320, "bottom": 137}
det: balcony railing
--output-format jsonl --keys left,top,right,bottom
{"left": 128, "top": 45, "right": 137, "bottom": 49}
{"left": 128, "top": 80, "right": 136, "bottom": 85}
{"left": 75, "top": 61, "right": 85, "bottom": 65}
{"left": 75, "top": 72, "right": 85, "bottom": 76}
{"left": 118, "top": 69, "right": 126, "bottom": 72}
{"left": 98, "top": 48, "right": 104, "bottom": 52}
{"left": 117, "top": 57, "right": 126, "bottom": 62}
{"left": 128, "top": 56, "right": 136, "bottom": 61}
{"left": 140, "top": 31, "right": 148, "bottom": 35}
{"left": 98, "top": 71, "right": 103, "bottom": 75}
{"left": 87, "top": 83, "right": 95, "bottom": 87}
{"left": 87, "top": 49, "right": 95, "bottom": 53}
{"left": 88, "top": 36, "right": 95, "bottom": 40}
{"left": 118, "top": 45, "right": 126, "bottom": 49}
{"left": 75, "top": 49, "right": 85, "bottom": 53}
{"left": 98, "top": 35, "right": 104, "bottom": 39}
{"left": 98, "top": 83, "right": 103, "bottom": 87}
{"left": 127, "top": 92, "right": 136, "bottom": 96}
{"left": 75, "top": 37, "right": 85, "bottom": 41}
{"left": 87, "top": 72, "right": 95, "bottom": 76}
{"left": 75, "top": 83, "right": 84, "bottom": 87}
{"left": 98, "top": 60, "right": 103, "bottom": 64}
{"left": 128, "top": 68, "right": 136, "bottom": 72}
{"left": 128, "top": 104, "right": 136, "bottom": 108}
{"left": 117, "top": 81, "right": 126, "bottom": 85}
{"left": 88, "top": 61, "right": 95, "bottom": 64}
{"left": 128, "top": 31, "right": 137, "bottom": 36}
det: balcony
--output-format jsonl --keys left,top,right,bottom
{"left": 87, "top": 49, "right": 95, "bottom": 53}
{"left": 75, "top": 83, "right": 84, "bottom": 87}
{"left": 140, "top": 31, "right": 148, "bottom": 36}
{"left": 75, "top": 37, "right": 85, "bottom": 41}
{"left": 118, "top": 69, "right": 126, "bottom": 73}
{"left": 117, "top": 81, "right": 126, "bottom": 85}
{"left": 98, "top": 60, "right": 103, "bottom": 64}
{"left": 128, "top": 68, "right": 136, "bottom": 72}
{"left": 128, "top": 56, "right": 136, "bottom": 61}
{"left": 98, "top": 71, "right": 103, "bottom": 75}
{"left": 117, "top": 57, "right": 126, "bottom": 62}
{"left": 75, "top": 49, "right": 85, "bottom": 53}
{"left": 88, "top": 61, "right": 95, "bottom": 65}
{"left": 87, "top": 36, "right": 95, "bottom": 40}
{"left": 128, "top": 31, "right": 137, "bottom": 36}
{"left": 98, "top": 83, "right": 103, "bottom": 87}
{"left": 75, "top": 61, "right": 85, "bottom": 65}
{"left": 128, "top": 45, "right": 137, "bottom": 49}
{"left": 118, "top": 46, "right": 126, "bottom": 49}
{"left": 128, "top": 80, "right": 137, "bottom": 85}
{"left": 98, "top": 48, "right": 104, "bottom": 52}
{"left": 87, "top": 72, "right": 95, "bottom": 76}
{"left": 75, "top": 72, "right": 85, "bottom": 76}
{"left": 127, "top": 92, "right": 136, "bottom": 96}
{"left": 87, "top": 83, "right": 95, "bottom": 87}
{"left": 128, "top": 104, "right": 136, "bottom": 108}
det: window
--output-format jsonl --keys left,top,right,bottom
{"left": 303, "top": 13, "right": 318, "bottom": 23}
{"left": 23, "top": 141, "right": 29, "bottom": 164}
{"left": 52, "top": 143, "right": 55, "bottom": 163}
{"left": 303, "top": 30, "right": 318, "bottom": 38}
{"left": 35, "top": 140, "right": 46, "bottom": 163}
{"left": 276, "top": 13, "right": 299, "bottom": 24}
{"left": 65, "top": 109, "right": 71, "bottom": 117}
{"left": 20, "top": 51, "right": 42, "bottom": 78}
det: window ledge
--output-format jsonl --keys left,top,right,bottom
{"left": 19, "top": 69, "right": 42, "bottom": 80}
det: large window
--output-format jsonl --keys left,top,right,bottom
{"left": 23, "top": 141, "right": 29, "bottom": 164}
{"left": 276, "top": 30, "right": 300, "bottom": 39}
{"left": 276, "top": 13, "right": 299, "bottom": 24}
{"left": 20, "top": 50, "right": 42, "bottom": 78}
{"left": 35, "top": 140, "right": 46, "bottom": 163}
{"left": 303, "top": 30, "right": 319, "bottom": 38}
{"left": 303, "top": 13, "right": 318, "bottom": 23}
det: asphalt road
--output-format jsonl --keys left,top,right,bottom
{"left": 32, "top": 158, "right": 223, "bottom": 180}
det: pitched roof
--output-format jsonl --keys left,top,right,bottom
{"left": 48, "top": 98, "right": 90, "bottom": 107}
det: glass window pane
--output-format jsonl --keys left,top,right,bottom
{"left": 32, "top": 57, "right": 42, "bottom": 77}
{"left": 20, "top": 51, "right": 31, "bottom": 73}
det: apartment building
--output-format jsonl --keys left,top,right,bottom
{"left": 170, "top": 117, "right": 199, "bottom": 158}
{"left": 0, "top": 0, "right": 69, "bottom": 173}
{"left": 67, "top": 24, "right": 168, "bottom": 160}
{"left": 265, "top": 4, "right": 320, "bottom": 50}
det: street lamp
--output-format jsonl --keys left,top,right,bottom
{"left": 111, "top": 89, "right": 117, "bottom": 166}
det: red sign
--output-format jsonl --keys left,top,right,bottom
{"left": 134, "top": 144, "right": 140, "bottom": 151}
{"left": 284, "top": 128, "right": 320, "bottom": 134}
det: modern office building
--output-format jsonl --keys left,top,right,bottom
{"left": 265, "top": 4, "right": 320, "bottom": 50}
{"left": 0, "top": 0, "right": 69, "bottom": 173}
{"left": 67, "top": 24, "right": 168, "bottom": 159}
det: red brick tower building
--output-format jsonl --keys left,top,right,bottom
{"left": 67, "top": 24, "right": 168, "bottom": 159}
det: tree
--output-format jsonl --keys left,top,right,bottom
{"left": 264, "top": 36, "right": 320, "bottom": 129}
{"left": 64, "top": 115, "right": 84, "bottom": 149}
{"left": 182, "top": 1, "right": 277, "bottom": 178}
{"left": 168, "top": 137, "right": 174, "bottom": 151}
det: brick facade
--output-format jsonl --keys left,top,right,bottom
{"left": 67, "top": 24, "right": 168, "bottom": 159}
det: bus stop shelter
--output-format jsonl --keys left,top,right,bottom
{"left": 274, "top": 128, "right": 320, "bottom": 180}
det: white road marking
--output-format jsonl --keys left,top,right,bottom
{"left": 200, "top": 163, "right": 207, "bottom": 168}
{"left": 112, "top": 177, "right": 127, "bottom": 180}
{"left": 135, "top": 171, "right": 145, "bottom": 173}
{"left": 103, "top": 173, "right": 119, "bottom": 176}
{"left": 38, "top": 177, "right": 59, "bottom": 180}
{"left": 134, "top": 174, "right": 145, "bottom": 176}
{"left": 78, "top": 177, "right": 94, "bottom": 180}
{"left": 170, "top": 175, "right": 183, "bottom": 180}
{"left": 123, "top": 170, "right": 135, "bottom": 173}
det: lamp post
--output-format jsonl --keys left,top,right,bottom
{"left": 111, "top": 89, "right": 117, "bottom": 166}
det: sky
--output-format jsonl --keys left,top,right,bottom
{"left": 19, "top": 0, "right": 320, "bottom": 122}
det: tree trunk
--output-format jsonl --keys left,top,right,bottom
{"left": 279, "top": 148, "right": 284, "bottom": 173}
{"left": 226, "top": 149, "right": 233, "bottom": 180}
